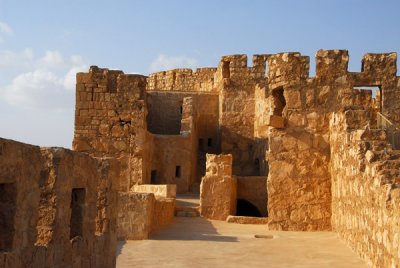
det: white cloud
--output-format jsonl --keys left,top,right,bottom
{"left": 0, "top": 48, "right": 34, "bottom": 69}
{"left": 38, "top": 50, "right": 64, "bottom": 68}
{"left": 150, "top": 54, "right": 197, "bottom": 72}
{"left": 0, "top": 49, "right": 88, "bottom": 111}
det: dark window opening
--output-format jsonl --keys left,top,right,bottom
{"left": 198, "top": 138, "right": 204, "bottom": 152}
{"left": 180, "top": 105, "right": 183, "bottom": 114}
{"left": 70, "top": 188, "right": 85, "bottom": 240}
{"left": 0, "top": 183, "right": 16, "bottom": 252}
{"left": 222, "top": 61, "right": 230, "bottom": 78}
{"left": 272, "top": 87, "right": 286, "bottom": 116}
{"left": 151, "top": 170, "right": 157, "bottom": 184}
{"left": 254, "top": 158, "right": 260, "bottom": 175}
{"left": 207, "top": 138, "right": 213, "bottom": 147}
{"left": 236, "top": 199, "right": 262, "bottom": 217}
{"left": 175, "top": 166, "right": 181, "bottom": 178}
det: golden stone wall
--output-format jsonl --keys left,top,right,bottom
{"left": 0, "top": 138, "right": 118, "bottom": 268}
{"left": 330, "top": 110, "right": 400, "bottom": 267}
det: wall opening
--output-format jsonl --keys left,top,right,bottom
{"left": 70, "top": 188, "right": 85, "bottom": 240}
{"left": 236, "top": 199, "right": 262, "bottom": 217}
{"left": 272, "top": 87, "right": 286, "bottom": 116}
{"left": 175, "top": 166, "right": 181, "bottom": 178}
{"left": 0, "top": 183, "right": 16, "bottom": 252}
{"left": 353, "top": 86, "right": 382, "bottom": 112}
{"left": 222, "top": 61, "right": 230, "bottom": 78}
{"left": 207, "top": 138, "right": 213, "bottom": 147}
{"left": 254, "top": 158, "right": 260, "bottom": 175}
{"left": 151, "top": 170, "right": 158, "bottom": 184}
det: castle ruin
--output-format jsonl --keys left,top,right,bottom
{"left": 1, "top": 49, "right": 400, "bottom": 267}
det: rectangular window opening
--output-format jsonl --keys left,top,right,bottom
{"left": 207, "top": 138, "right": 213, "bottom": 147}
{"left": 0, "top": 183, "right": 16, "bottom": 252}
{"left": 70, "top": 188, "right": 85, "bottom": 240}
{"left": 151, "top": 170, "right": 157, "bottom": 184}
{"left": 175, "top": 166, "right": 181, "bottom": 178}
{"left": 353, "top": 86, "right": 382, "bottom": 112}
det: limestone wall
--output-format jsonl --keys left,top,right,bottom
{"left": 147, "top": 68, "right": 217, "bottom": 92}
{"left": 200, "top": 154, "right": 236, "bottom": 220}
{"left": 117, "top": 192, "right": 175, "bottom": 240}
{"left": 73, "top": 66, "right": 148, "bottom": 189}
{"left": 217, "top": 55, "right": 260, "bottom": 176}
{"left": 264, "top": 50, "right": 399, "bottom": 231}
{"left": 117, "top": 192, "right": 154, "bottom": 240}
{"left": 0, "top": 138, "right": 118, "bottom": 268}
{"left": 132, "top": 184, "right": 176, "bottom": 198}
{"left": 330, "top": 110, "right": 400, "bottom": 267}
{"left": 235, "top": 176, "right": 267, "bottom": 217}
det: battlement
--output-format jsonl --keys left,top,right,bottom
{"left": 267, "top": 52, "right": 310, "bottom": 85}
{"left": 77, "top": 66, "right": 147, "bottom": 94}
{"left": 362, "top": 52, "right": 397, "bottom": 77}
{"left": 146, "top": 67, "right": 217, "bottom": 92}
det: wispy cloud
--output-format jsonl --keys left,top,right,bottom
{"left": 0, "top": 21, "right": 13, "bottom": 44}
{"left": 0, "top": 22, "right": 13, "bottom": 35}
{"left": 149, "top": 54, "right": 197, "bottom": 72}
{"left": 0, "top": 49, "right": 87, "bottom": 111}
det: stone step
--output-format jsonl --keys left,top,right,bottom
{"left": 175, "top": 206, "right": 200, "bottom": 217}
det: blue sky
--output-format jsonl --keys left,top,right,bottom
{"left": 0, "top": 0, "right": 399, "bottom": 148}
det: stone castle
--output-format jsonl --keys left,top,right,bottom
{"left": 1, "top": 50, "right": 399, "bottom": 267}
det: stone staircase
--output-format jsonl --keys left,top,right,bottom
{"left": 175, "top": 193, "right": 200, "bottom": 217}
{"left": 175, "top": 206, "right": 200, "bottom": 217}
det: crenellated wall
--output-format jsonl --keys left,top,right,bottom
{"left": 264, "top": 50, "right": 399, "bottom": 232}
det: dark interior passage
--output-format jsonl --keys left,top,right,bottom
{"left": 236, "top": 199, "right": 262, "bottom": 217}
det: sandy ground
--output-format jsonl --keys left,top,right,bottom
{"left": 116, "top": 217, "right": 366, "bottom": 268}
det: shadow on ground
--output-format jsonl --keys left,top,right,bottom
{"left": 150, "top": 217, "right": 238, "bottom": 242}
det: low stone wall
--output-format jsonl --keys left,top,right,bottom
{"left": 226, "top": 216, "right": 269, "bottom": 225}
{"left": 132, "top": 184, "right": 176, "bottom": 198}
{"left": 200, "top": 154, "right": 237, "bottom": 220}
{"left": 117, "top": 192, "right": 154, "bottom": 240}
{"left": 152, "top": 197, "right": 176, "bottom": 233}
{"left": 117, "top": 191, "right": 175, "bottom": 240}
{"left": 330, "top": 110, "right": 400, "bottom": 267}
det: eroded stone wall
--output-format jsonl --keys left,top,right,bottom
{"left": 265, "top": 50, "right": 398, "bottom": 231}
{"left": 200, "top": 154, "right": 236, "bottom": 220}
{"left": 73, "top": 66, "right": 148, "bottom": 189}
{"left": 0, "top": 138, "right": 118, "bottom": 268}
{"left": 330, "top": 110, "right": 400, "bottom": 267}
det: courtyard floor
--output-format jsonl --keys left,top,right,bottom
{"left": 116, "top": 217, "right": 366, "bottom": 268}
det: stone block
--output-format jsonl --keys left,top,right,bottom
{"left": 200, "top": 175, "right": 237, "bottom": 221}
{"left": 266, "top": 115, "right": 285, "bottom": 128}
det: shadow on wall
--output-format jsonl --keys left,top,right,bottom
{"left": 150, "top": 217, "right": 238, "bottom": 243}
{"left": 116, "top": 240, "right": 127, "bottom": 257}
{"left": 220, "top": 126, "right": 268, "bottom": 176}
{"left": 236, "top": 199, "right": 263, "bottom": 217}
